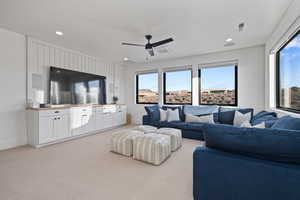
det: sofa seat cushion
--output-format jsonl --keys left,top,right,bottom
{"left": 184, "top": 122, "right": 206, "bottom": 131}
{"left": 271, "top": 116, "right": 300, "bottom": 131}
{"left": 219, "top": 108, "right": 253, "bottom": 125}
{"left": 203, "top": 123, "right": 300, "bottom": 164}
{"left": 158, "top": 121, "right": 188, "bottom": 129}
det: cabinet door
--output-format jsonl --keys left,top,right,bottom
{"left": 53, "top": 115, "right": 70, "bottom": 140}
{"left": 39, "top": 116, "right": 54, "bottom": 144}
{"left": 96, "top": 112, "right": 112, "bottom": 130}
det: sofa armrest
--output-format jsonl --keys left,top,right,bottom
{"left": 193, "top": 146, "right": 300, "bottom": 200}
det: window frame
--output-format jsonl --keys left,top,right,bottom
{"left": 135, "top": 72, "right": 159, "bottom": 105}
{"left": 163, "top": 69, "right": 193, "bottom": 105}
{"left": 276, "top": 29, "right": 300, "bottom": 114}
{"left": 198, "top": 65, "right": 238, "bottom": 106}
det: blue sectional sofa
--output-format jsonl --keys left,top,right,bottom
{"left": 142, "top": 105, "right": 255, "bottom": 140}
{"left": 193, "top": 117, "right": 300, "bottom": 200}
{"left": 142, "top": 105, "right": 300, "bottom": 199}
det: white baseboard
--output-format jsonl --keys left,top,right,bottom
{"left": 0, "top": 137, "right": 27, "bottom": 151}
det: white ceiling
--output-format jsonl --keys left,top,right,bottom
{"left": 0, "top": 0, "right": 293, "bottom": 63}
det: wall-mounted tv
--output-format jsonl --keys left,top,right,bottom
{"left": 49, "top": 67, "right": 107, "bottom": 105}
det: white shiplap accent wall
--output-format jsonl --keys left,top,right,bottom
{"left": 27, "top": 37, "right": 120, "bottom": 104}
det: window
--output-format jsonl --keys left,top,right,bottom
{"left": 136, "top": 72, "right": 159, "bottom": 104}
{"left": 199, "top": 65, "right": 237, "bottom": 106}
{"left": 163, "top": 69, "right": 192, "bottom": 105}
{"left": 277, "top": 30, "right": 300, "bottom": 113}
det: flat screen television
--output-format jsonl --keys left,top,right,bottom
{"left": 49, "top": 67, "right": 107, "bottom": 105}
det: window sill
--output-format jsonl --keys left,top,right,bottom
{"left": 268, "top": 107, "right": 300, "bottom": 118}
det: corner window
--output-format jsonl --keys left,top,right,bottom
{"left": 199, "top": 65, "right": 237, "bottom": 106}
{"left": 277, "top": 30, "right": 300, "bottom": 113}
{"left": 136, "top": 72, "right": 159, "bottom": 104}
{"left": 163, "top": 69, "right": 192, "bottom": 105}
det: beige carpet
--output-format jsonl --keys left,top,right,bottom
{"left": 0, "top": 126, "right": 203, "bottom": 200}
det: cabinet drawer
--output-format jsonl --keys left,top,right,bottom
{"left": 39, "top": 109, "right": 70, "bottom": 117}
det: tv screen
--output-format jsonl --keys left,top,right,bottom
{"left": 49, "top": 67, "right": 106, "bottom": 105}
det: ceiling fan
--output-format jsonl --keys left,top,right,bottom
{"left": 122, "top": 35, "right": 174, "bottom": 56}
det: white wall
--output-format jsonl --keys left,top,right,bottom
{"left": 27, "top": 38, "right": 125, "bottom": 105}
{"left": 0, "top": 28, "right": 124, "bottom": 150}
{"left": 0, "top": 28, "right": 27, "bottom": 150}
{"left": 125, "top": 45, "right": 265, "bottom": 124}
{"left": 265, "top": 0, "right": 300, "bottom": 117}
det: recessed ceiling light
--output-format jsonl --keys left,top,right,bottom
{"left": 226, "top": 38, "right": 233, "bottom": 43}
{"left": 55, "top": 31, "right": 64, "bottom": 36}
{"left": 123, "top": 57, "right": 129, "bottom": 61}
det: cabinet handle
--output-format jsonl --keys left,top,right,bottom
{"left": 54, "top": 111, "right": 60, "bottom": 113}
{"left": 82, "top": 115, "right": 88, "bottom": 117}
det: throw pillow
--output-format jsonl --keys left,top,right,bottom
{"left": 241, "top": 121, "right": 265, "bottom": 128}
{"left": 167, "top": 109, "right": 180, "bottom": 122}
{"left": 144, "top": 105, "right": 160, "bottom": 121}
{"left": 233, "top": 111, "right": 251, "bottom": 127}
{"left": 159, "top": 109, "right": 168, "bottom": 121}
{"left": 185, "top": 114, "right": 215, "bottom": 124}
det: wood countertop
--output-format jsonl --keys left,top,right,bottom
{"left": 27, "top": 104, "right": 126, "bottom": 111}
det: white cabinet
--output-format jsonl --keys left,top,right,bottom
{"left": 70, "top": 106, "right": 95, "bottom": 136}
{"left": 27, "top": 105, "right": 127, "bottom": 147}
{"left": 53, "top": 115, "right": 70, "bottom": 140}
{"left": 37, "top": 111, "right": 70, "bottom": 144}
{"left": 39, "top": 116, "right": 55, "bottom": 144}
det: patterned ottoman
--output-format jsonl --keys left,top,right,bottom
{"left": 110, "top": 130, "right": 144, "bottom": 156}
{"left": 157, "top": 128, "right": 182, "bottom": 151}
{"left": 133, "top": 133, "right": 171, "bottom": 165}
{"left": 133, "top": 125, "right": 158, "bottom": 133}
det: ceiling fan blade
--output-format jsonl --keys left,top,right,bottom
{"left": 151, "top": 38, "right": 174, "bottom": 48}
{"left": 148, "top": 48, "right": 154, "bottom": 56}
{"left": 121, "top": 42, "right": 144, "bottom": 47}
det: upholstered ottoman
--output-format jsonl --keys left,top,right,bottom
{"left": 133, "top": 133, "right": 171, "bottom": 165}
{"left": 110, "top": 130, "right": 144, "bottom": 156}
{"left": 157, "top": 128, "right": 182, "bottom": 151}
{"left": 133, "top": 125, "right": 158, "bottom": 133}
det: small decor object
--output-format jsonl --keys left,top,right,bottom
{"left": 110, "top": 130, "right": 144, "bottom": 156}
{"left": 39, "top": 103, "right": 50, "bottom": 108}
{"left": 112, "top": 96, "right": 119, "bottom": 104}
{"left": 133, "top": 133, "right": 171, "bottom": 165}
{"left": 157, "top": 128, "right": 182, "bottom": 151}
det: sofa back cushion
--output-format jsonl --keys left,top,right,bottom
{"left": 183, "top": 105, "right": 219, "bottom": 121}
{"left": 145, "top": 105, "right": 160, "bottom": 121}
{"left": 251, "top": 111, "right": 277, "bottom": 122}
{"left": 250, "top": 110, "right": 278, "bottom": 128}
{"left": 218, "top": 108, "right": 253, "bottom": 125}
{"left": 272, "top": 116, "right": 300, "bottom": 131}
{"left": 203, "top": 123, "right": 300, "bottom": 164}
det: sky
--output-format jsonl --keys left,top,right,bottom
{"left": 138, "top": 65, "right": 236, "bottom": 92}
{"left": 280, "top": 33, "right": 300, "bottom": 88}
